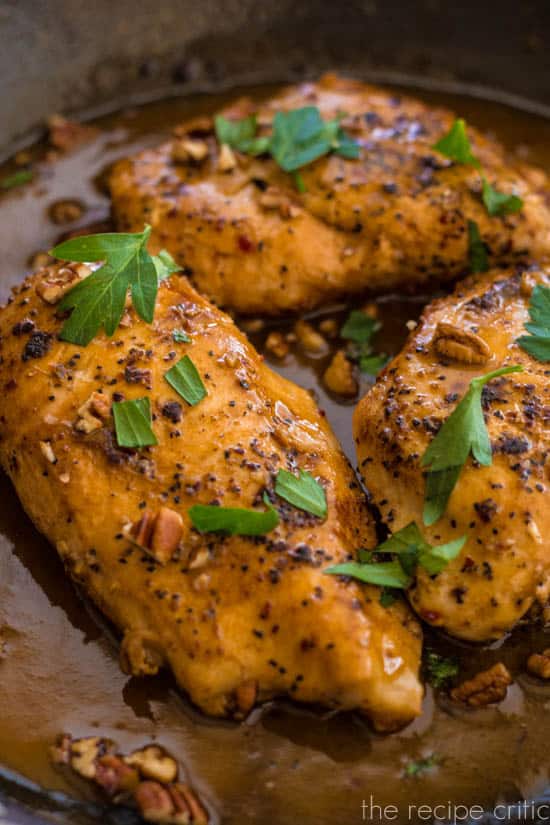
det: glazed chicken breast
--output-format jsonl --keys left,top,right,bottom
{"left": 354, "top": 266, "right": 549, "bottom": 642}
{"left": 0, "top": 262, "right": 422, "bottom": 731}
{"left": 109, "top": 74, "right": 550, "bottom": 315}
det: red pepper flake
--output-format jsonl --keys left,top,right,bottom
{"left": 238, "top": 235, "right": 255, "bottom": 253}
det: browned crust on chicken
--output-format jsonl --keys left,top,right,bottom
{"left": 354, "top": 266, "right": 549, "bottom": 642}
{"left": 109, "top": 74, "right": 550, "bottom": 315}
{"left": 0, "top": 265, "right": 422, "bottom": 730}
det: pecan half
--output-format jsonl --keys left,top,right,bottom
{"left": 432, "top": 321, "right": 491, "bottom": 365}
{"left": 527, "top": 648, "right": 550, "bottom": 679}
{"left": 35, "top": 262, "right": 90, "bottom": 304}
{"left": 126, "top": 507, "right": 183, "bottom": 564}
{"left": 450, "top": 662, "right": 512, "bottom": 707}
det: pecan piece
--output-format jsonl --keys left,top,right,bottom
{"left": 217, "top": 143, "right": 237, "bottom": 172}
{"left": 172, "top": 783, "right": 209, "bottom": 825}
{"left": 125, "top": 506, "right": 184, "bottom": 564}
{"left": 75, "top": 391, "right": 111, "bottom": 434}
{"left": 323, "top": 350, "right": 358, "bottom": 397}
{"left": 432, "top": 321, "right": 491, "bottom": 365}
{"left": 36, "top": 262, "right": 90, "bottom": 304}
{"left": 135, "top": 781, "right": 178, "bottom": 823}
{"left": 172, "top": 139, "right": 209, "bottom": 164}
{"left": 125, "top": 745, "right": 178, "bottom": 784}
{"left": 527, "top": 648, "right": 550, "bottom": 679}
{"left": 450, "top": 662, "right": 512, "bottom": 707}
{"left": 69, "top": 736, "right": 113, "bottom": 779}
{"left": 95, "top": 754, "right": 140, "bottom": 797}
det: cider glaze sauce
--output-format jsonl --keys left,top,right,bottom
{"left": 1, "top": 84, "right": 549, "bottom": 825}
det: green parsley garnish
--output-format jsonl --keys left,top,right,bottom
{"left": 172, "top": 329, "right": 191, "bottom": 344}
{"left": 358, "top": 353, "right": 390, "bottom": 376}
{"left": 274, "top": 469, "right": 327, "bottom": 518}
{"left": 404, "top": 754, "right": 439, "bottom": 778}
{"left": 152, "top": 249, "right": 180, "bottom": 281}
{"left": 341, "top": 310, "right": 379, "bottom": 343}
{"left": 112, "top": 397, "right": 157, "bottom": 448}
{"left": 481, "top": 177, "right": 523, "bottom": 217}
{"left": 516, "top": 284, "right": 550, "bottom": 362}
{"left": 421, "top": 365, "right": 523, "bottom": 525}
{"left": 423, "top": 650, "right": 459, "bottom": 689}
{"left": 164, "top": 355, "right": 206, "bottom": 406}
{"left": 467, "top": 220, "right": 489, "bottom": 273}
{"left": 214, "top": 115, "right": 270, "bottom": 156}
{"left": 433, "top": 119, "right": 480, "bottom": 168}
{"left": 1, "top": 169, "right": 33, "bottom": 190}
{"left": 340, "top": 309, "right": 388, "bottom": 376}
{"left": 214, "top": 107, "right": 360, "bottom": 190}
{"left": 324, "top": 522, "right": 465, "bottom": 589}
{"left": 325, "top": 558, "right": 409, "bottom": 589}
{"left": 52, "top": 227, "right": 179, "bottom": 346}
{"left": 189, "top": 499, "right": 279, "bottom": 536}
{"left": 433, "top": 119, "right": 523, "bottom": 217}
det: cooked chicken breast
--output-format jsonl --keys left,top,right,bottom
{"left": 110, "top": 74, "right": 550, "bottom": 315}
{"left": 354, "top": 266, "right": 549, "bottom": 642}
{"left": 0, "top": 263, "right": 422, "bottom": 730}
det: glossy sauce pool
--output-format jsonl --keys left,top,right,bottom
{"left": 0, "top": 84, "right": 550, "bottom": 825}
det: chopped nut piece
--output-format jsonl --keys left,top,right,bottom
{"left": 318, "top": 318, "right": 339, "bottom": 338}
{"left": 69, "top": 736, "right": 112, "bottom": 779}
{"left": 135, "top": 780, "right": 180, "bottom": 824}
{"left": 172, "top": 139, "right": 209, "bottom": 164}
{"left": 75, "top": 391, "right": 111, "bottom": 433}
{"left": 39, "top": 440, "right": 57, "bottom": 464}
{"left": 217, "top": 143, "right": 237, "bottom": 172}
{"left": 450, "top": 662, "right": 512, "bottom": 707}
{"left": 48, "top": 199, "right": 84, "bottom": 225}
{"left": 49, "top": 733, "right": 72, "bottom": 765}
{"left": 265, "top": 331, "right": 289, "bottom": 359}
{"left": 527, "top": 648, "right": 550, "bottom": 679}
{"left": 294, "top": 320, "right": 327, "bottom": 354}
{"left": 95, "top": 754, "right": 140, "bottom": 796}
{"left": 172, "top": 784, "right": 209, "bottom": 825}
{"left": 35, "top": 262, "right": 90, "bottom": 304}
{"left": 323, "top": 350, "right": 358, "bottom": 397}
{"left": 125, "top": 746, "right": 178, "bottom": 784}
{"left": 126, "top": 507, "right": 183, "bottom": 564}
{"left": 47, "top": 115, "right": 98, "bottom": 152}
{"left": 432, "top": 322, "right": 491, "bottom": 365}
{"left": 29, "top": 251, "right": 54, "bottom": 270}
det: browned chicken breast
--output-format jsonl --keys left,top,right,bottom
{"left": 110, "top": 74, "right": 550, "bottom": 315}
{"left": 354, "top": 266, "right": 549, "bottom": 642}
{"left": 0, "top": 263, "right": 422, "bottom": 731}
